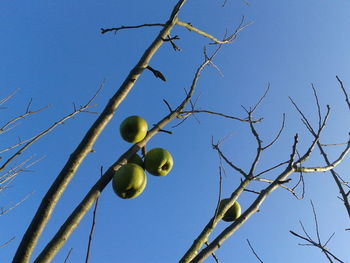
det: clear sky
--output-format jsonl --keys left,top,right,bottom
{"left": 1, "top": 0, "right": 350, "bottom": 262}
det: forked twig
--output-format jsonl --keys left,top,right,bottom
{"left": 290, "top": 201, "right": 344, "bottom": 263}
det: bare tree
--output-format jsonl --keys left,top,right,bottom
{"left": 6, "top": 1, "right": 349, "bottom": 263}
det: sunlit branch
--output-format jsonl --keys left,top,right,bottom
{"left": 176, "top": 16, "right": 251, "bottom": 45}
{"left": 295, "top": 139, "right": 350, "bottom": 173}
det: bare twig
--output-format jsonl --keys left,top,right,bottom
{"left": 63, "top": 248, "right": 73, "bottom": 263}
{"left": 176, "top": 16, "right": 251, "bottom": 45}
{"left": 205, "top": 241, "right": 220, "bottom": 263}
{"left": 247, "top": 239, "right": 264, "bottom": 263}
{"left": 85, "top": 168, "right": 101, "bottom": 263}
{"left": 0, "top": 192, "right": 33, "bottom": 216}
{"left": 290, "top": 202, "right": 345, "bottom": 263}
{"left": 179, "top": 109, "right": 260, "bottom": 123}
{"left": 336, "top": 76, "right": 350, "bottom": 110}
{"left": 0, "top": 102, "right": 49, "bottom": 133}
{"left": 0, "top": 89, "right": 19, "bottom": 106}
{"left": 262, "top": 113, "right": 285, "bottom": 150}
{"left": 213, "top": 143, "right": 248, "bottom": 178}
{"left": 212, "top": 166, "right": 223, "bottom": 226}
{"left": 163, "top": 35, "right": 181, "bottom": 51}
{"left": 0, "top": 237, "right": 15, "bottom": 249}
{"left": 101, "top": 23, "right": 165, "bottom": 34}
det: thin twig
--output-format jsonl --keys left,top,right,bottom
{"left": 205, "top": 241, "right": 220, "bottom": 263}
{"left": 63, "top": 248, "right": 74, "bottom": 263}
{"left": 247, "top": 239, "right": 264, "bottom": 263}
{"left": 0, "top": 103, "right": 50, "bottom": 133}
{"left": 176, "top": 16, "right": 251, "bottom": 45}
{"left": 85, "top": 167, "right": 102, "bottom": 263}
{"left": 101, "top": 23, "right": 165, "bottom": 34}
{"left": 0, "top": 237, "right": 15, "bottom": 249}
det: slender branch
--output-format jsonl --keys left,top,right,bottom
{"left": 85, "top": 188, "right": 100, "bottom": 263}
{"left": 262, "top": 113, "right": 285, "bottom": 150}
{"left": 0, "top": 136, "right": 36, "bottom": 154}
{"left": 254, "top": 160, "right": 289, "bottom": 178}
{"left": 254, "top": 177, "right": 303, "bottom": 200}
{"left": 213, "top": 143, "right": 248, "bottom": 178}
{"left": 0, "top": 89, "right": 18, "bottom": 106}
{"left": 176, "top": 16, "right": 251, "bottom": 45}
{"left": 63, "top": 248, "right": 73, "bottom": 263}
{"left": 100, "top": 23, "right": 165, "bottom": 34}
{"left": 179, "top": 109, "right": 260, "bottom": 123}
{"left": 0, "top": 192, "right": 33, "bottom": 216}
{"left": 336, "top": 76, "right": 350, "bottom": 110}
{"left": 311, "top": 84, "right": 322, "bottom": 130}
{"left": 0, "top": 237, "right": 15, "bottom": 249}
{"left": 246, "top": 239, "right": 264, "bottom": 263}
{"left": 212, "top": 166, "right": 223, "bottom": 226}
{"left": 0, "top": 102, "right": 49, "bottom": 133}
{"left": 205, "top": 241, "right": 220, "bottom": 263}
{"left": 295, "top": 139, "right": 350, "bottom": 173}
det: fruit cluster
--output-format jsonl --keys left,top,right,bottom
{"left": 113, "top": 116, "right": 174, "bottom": 199}
{"left": 113, "top": 116, "right": 241, "bottom": 222}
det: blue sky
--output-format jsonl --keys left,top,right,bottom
{"left": 1, "top": 0, "right": 350, "bottom": 262}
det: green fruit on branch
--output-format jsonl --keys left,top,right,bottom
{"left": 128, "top": 154, "right": 144, "bottom": 169}
{"left": 144, "top": 148, "right": 173, "bottom": 176}
{"left": 219, "top": 198, "right": 241, "bottom": 222}
{"left": 120, "top": 116, "right": 148, "bottom": 143}
{"left": 112, "top": 163, "right": 147, "bottom": 199}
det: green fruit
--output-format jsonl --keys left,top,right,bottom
{"left": 144, "top": 148, "right": 173, "bottom": 176}
{"left": 219, "top": 198, "right": 241, "bottom": 222}
{"left": 112, "top": 163, "right": 147, "bottom": 199}
{"left": 120, "top": 116, "right": 148, "bottom": 143}
{"left": 128, "top": 154, "right": 144, "bottom": 169}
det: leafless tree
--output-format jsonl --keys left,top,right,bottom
{"left": 8, "top": 1, "right": 349, "bottom": 263}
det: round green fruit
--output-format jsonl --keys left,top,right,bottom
{"left": 219, "top": 198, "right": 241, "bottom": 222}
{"left": 144, "top": 148, "right": 173, "bottom": 176}
{"left": 112, "top": 163, "right": 147, "bottom": 199}
{"left": 128, "top": 154, "right": 144, "bottom": 169}
{"left": 120, "top": 116, "right": 148, "bottom": 143}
